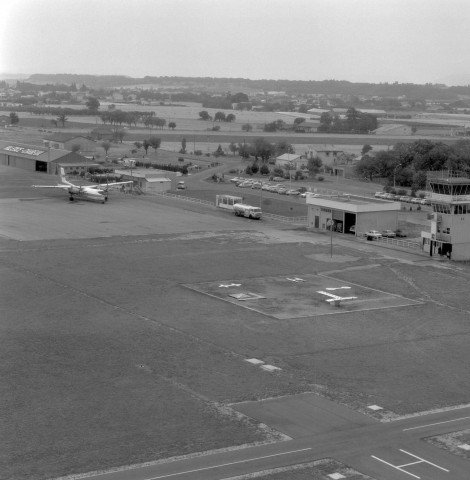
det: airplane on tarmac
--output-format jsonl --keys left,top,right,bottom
{"left": 32, "top": 168, "right": 133, "bottom": 204}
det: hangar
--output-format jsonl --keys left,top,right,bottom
{"left": 306, "top": 192, "right": 401, "bottom": 235}
{"left": 0, "top": 140, "right": 96, "bottom": 175}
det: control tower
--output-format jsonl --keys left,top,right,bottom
{"left": 422, "top": 172, "right": 470, "bottom": 260}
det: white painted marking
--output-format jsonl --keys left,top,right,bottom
{"left": 245, "top": 358, "right": 264, "bottom": 365}
{"left": 371, "top": 455, "right": 420, "bottom": 478}
{"left": 399, "top": 449, "right": 450, "bottom": 472}
{"left": 325, "top": 286, "right": 351, "bottom": 291}
{"left": 261, "top": 364, "right": 282, "bottom": 372}
{"left": 286, "top": 277, "right": 305, "bottom": 282}
{"left": 145, "top": 448, "right": 313, "bottom": 479}
{"left": 367, "top": 405, "right": 383, "bottom": 411}
{"left": 325, "top": 297, "right": 357, "bottom": 302}
{"left": 402, "top": 415, "right": 470, "bottom": 431}
{"left": 328, "top": 473, "right": 346, "bottom": 479}
{"left": 219, "top": 283, "right": 241, "bottom": 288}
{"left": 458, "top": 444, "right": 470, "bottom": 450}
{"left": 229, "top": 292, "right": 265, "bottom": 301}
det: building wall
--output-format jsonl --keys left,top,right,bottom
{"left": 0, "top": 153, "right": 36, "bottom": 171}
{"left": 307, "top": 206, "right": 398, "bottom": 235}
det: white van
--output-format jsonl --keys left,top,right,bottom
{"left": 177, "top": 181, "right": 187, "bottom": 190}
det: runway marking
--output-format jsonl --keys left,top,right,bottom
{"left": 325, "top": 286, "right": 351, "bottom": 291}
{"left": 286, "top": 277, "right": 305, "bottom": 282}
{"left": 371, "top": 448, "right": 449, "bottom": 479}
{"left": 145, "top": 448, "right": 312, "bottom": 479}
{"left": 219, "top": 283, "right": 241, "bottom": 288}
{"left": 403, "top": 415, "right": 470, "bottom": 431}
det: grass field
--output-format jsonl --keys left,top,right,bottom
{"left": 1, "top": 167, "right": 470, "bottom": 479}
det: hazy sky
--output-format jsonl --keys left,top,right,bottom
{"left": 1, "top": 0, "right": 469, "bottom": 85}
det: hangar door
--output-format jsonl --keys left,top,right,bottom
{"left": 36, "top": 160, "right": 47, "bottom": 172}
{"left": 344, "top": 212, "right": 356, "bottom": 234}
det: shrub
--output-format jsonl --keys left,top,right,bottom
{"left": 397, "top": 189, "right": 407, "bottom": 196}
{"left": 317, "top": 176, "right": 324, "bottom": 181}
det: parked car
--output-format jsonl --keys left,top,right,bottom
{"left": 395, "top": 229, "right": 407, "bottom": 237}
{"left": 375, "top": 192, "right": 385, "bottom": 198}
{"left": 286, "top": 189, "right": 300, "bottom": 195}
{"left": 277, "top": 187, "right": 288, "bottom": 195}
{"left": 272, "top": 177, "right": 285, "bottom": 182}
{"left": 349, "top": 225, "right": 356, "bottom": 234}
{"left": 230, "top": 177, "right": 242, "bottom": 183}
{"left": 411, "top": 197, "right": 421, "bottom": 204}
{"left": 365, "top": 230, "right": 382, "bottom": 240}
{"left": 399, "top": 196, "right": 411, "bottom": 202}
{"left": 177, "top": 181, "right": 187, "bottom": 190}
{"left": 420, "top": 198, "right": 431, "bottom": 205}
{"left": 238, "top": 181, "right": 253, "bottom": 188}
{"left": 382, "top": 230, "right": 396, "bottom": 238}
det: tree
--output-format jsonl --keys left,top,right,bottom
{"left": 57, "top": 111, "right": 68, "bottom": 127}
{"left": 275, "top": 141, "right": 294, "bottom": 156}
{"left": 149, "top": 136, "right": 161, "bottom": 154}
{"left": 260, "top": 163, "right": 270, "bottom": 175}
{"left": 241, "top": 123, "right": 253, "bottom": 132}
{"left": 168, "top": 121, "right": 176, "bottom": 130}
{"left": 71, "top": 144, "right": 80, "bottom": 153}
{"left": 199, "top": 110, "right": 210, "bottom": 121}
{"left": 229, "top": 142, "right": 238, "bottom": 156}
{"left": 9, "top": 112, "right": 19, "bottom": 125}
{"left": 101, "top": 141, "right": 111, "bottom": 156}
{"left": 213, "top": 145, "right": 225, "bottom": 157}
{"left": 113, "top": 128, "right": 126, "bottom": 143}
{"left": 298, "top": 104, "right": 308, "bottom": 113}
{"left": 238, "top": 142, "right": 251, "bottom": 159}
{"left": 134, "top": 141, "right": 142, "bottom": 150}
{"left": 294, "top": 117, "right": 306, "bottom": 125}
{"left": 354, "top": 155, "right": 380, "bottom": 181}
{"left": 214, "top": 111, "right": 226, "bottom": 122}
{"left": 307, "top": 156, "right": 323, "bottom": 177}
{"left": 225, "top": 113, "right": 236, "bottom": 122}
{"left": 251, "top": 162, "right": 259, "bottom": 174}
{"left": 142, "top": 139, "right": 151, "bottom": 154}
{"left": 180, "top": 137, "right": 187, "bottom": 154}
{"left": 318, "top": 112, "right": 333, "bottom": 132}
{"left": 362, "top": 144, "right": 373, "bottom": 155}
{"left": 50, "top": 119, "right": 58, "bottom": 128}
{"left": 86, "top": 97, "right": 100, "bottom": 111}
{"left": 252, "top": 138, "right": 274, "bottom": 163}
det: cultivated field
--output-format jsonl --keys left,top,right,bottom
{"left": 2, "top": 167, "right": 470, "bottom": 480}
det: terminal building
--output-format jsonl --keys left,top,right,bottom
{"left": 421, "top": 173, "right": 470, "bottom": 261}
{"left": 306, "top": 191, "right": 401, "bottom": 235}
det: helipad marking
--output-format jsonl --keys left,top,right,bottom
{"left": 286, "top": 277, "right": 305, "bottom": 282}
{"left": 371, "top": 448, "right": 450, "bottom": 478}
{"left": 229, "top": 292, "right": 265, "bottom": 301}
{"left": 219, "top": 283, "right": 241, "bottom": 288}
{"left": 245, "top": 358, "right": 264, "bottom": 365}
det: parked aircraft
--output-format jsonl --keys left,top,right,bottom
{"left": 33, "top": 168, "right": 133, "bottom": 204}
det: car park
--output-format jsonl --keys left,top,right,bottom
{"left": 382, "top": 230, "right": 396, "bottom": 237}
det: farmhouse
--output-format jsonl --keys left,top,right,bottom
{"left": 306, "top": 192, "right": 400, "bottom": 235}
{"left": 0, "top": 140, "right": 97, "bottom": 174}
{"left": 44, "top": 133, "right": 97, "bottom": 153}
{"left": 306, "top": 145, "right": 345, "bottom": 167}
{"left": 275, "top": 153, "right": 305, "bottom": 170}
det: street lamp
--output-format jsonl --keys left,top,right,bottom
{"left": 326, "top": 219, "right": 334, "bottom": 258}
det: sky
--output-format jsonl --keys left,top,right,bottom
{"left": 1, "top": 0, "right": 470, "bottom": 85}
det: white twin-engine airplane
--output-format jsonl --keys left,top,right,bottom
{"left": 33, "top": 168, "right": 133, "bottom": 204}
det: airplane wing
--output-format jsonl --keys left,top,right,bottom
{"left": 90, "top": 181, "right": 134, "bottom": 190}
{"left": 32, "top": 184, "right": 70, "bottom": 190}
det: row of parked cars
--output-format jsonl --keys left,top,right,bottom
{"left": 230, "top": 177, "right": 308, "bottom": 197}
{"left": 361, "top": 229, "right": 407, "bottom": 239}
{"left": 375, "top": 192, "right": 431, "bottom": 205}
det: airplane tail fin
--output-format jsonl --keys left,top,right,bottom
{"left": 59, "top": 167, "right": 73, "bottom": 186}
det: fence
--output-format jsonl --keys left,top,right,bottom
{"left": 358, "top": 233, "right": 421, "bottom": 250}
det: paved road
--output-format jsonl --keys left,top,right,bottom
{"left": 82, "top": 395, "right": 470, "bottom": 479}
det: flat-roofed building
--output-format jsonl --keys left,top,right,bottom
{"left": 306, "top": 191, "right": 401, "bottom": 235}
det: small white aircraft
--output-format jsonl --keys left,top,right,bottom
{"left": 33, "top": 168, "right": 133, "bottom": 204}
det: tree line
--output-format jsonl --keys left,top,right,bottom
{"left": 355, "top": 139, "right": 470, "bottom": 191}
